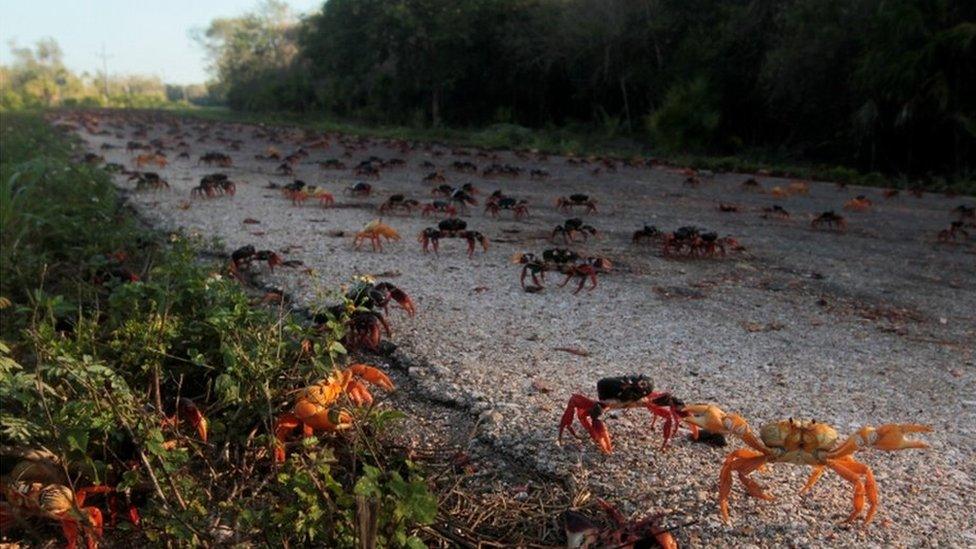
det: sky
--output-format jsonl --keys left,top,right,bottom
{"left": 0, "top": 0, "right": 323, "bottom": 85}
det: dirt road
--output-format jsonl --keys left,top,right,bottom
{"left": 74, "top": 113, "right": 975, "bottom": 547}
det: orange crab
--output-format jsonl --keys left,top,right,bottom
{"left": 274, "top": 364, "right": 394, "bottom": 462}
{"left": 1, "top": 480, "right": 123, "bottom": 549}
{"left": 354, "top": 220, "right": 400, "bottom": 251}
{"left": 683, "top": 404, "right": 930, "bottom": 525}
{"left": 844, "top": 195, "right": 873, "bottom": 212}
{"left": 133, "top": 153, "right": 167, "bottom": 168}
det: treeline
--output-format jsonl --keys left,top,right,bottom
{"left": 0, "top": 39, "right": 215, "bottom": 110}
{"left": 211, "top": 0, "right": 975, "bottom": 176}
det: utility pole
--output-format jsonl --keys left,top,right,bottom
{"left": 96, "top": 43, "right": 111, "bottom": 98}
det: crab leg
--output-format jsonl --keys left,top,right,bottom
{"left": 831, "top": 456, "right": 879, "bottom": 523}
{"left": 826, "top": 459, "right": 867, "bottom": 523}
{"left": 718, "top": 449, "right": 769, "bottom": 523}
{"left": 800, "top": 465, "right": 826, "bottom": 494}
{"left": 274, "top": 413, "right": 302, "bottom": 462}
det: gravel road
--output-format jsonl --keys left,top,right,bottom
{"left": 71, "top": 113, "right": 975, "bottom": 548}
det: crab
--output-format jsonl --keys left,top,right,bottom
{"left": 558, "top": 375, "right": 687, "bottom": 454}
{"left": 557, "top": 194, "right": 598, "bottom": 214}
{"left": 741, "top": 178, "right": 762, "bottom": 191}
{"left": 0, "top": 450, "right": 139, "bottom": 549}
{"left": 422, "top": 170, "right": 446, "bottom": 184}
{"left": 0, "top": 482, "right": 116, "bottom": 549}
{"left": 318, "top": 158, "right": 346, "bottom": 170}
{"left": 937, "top": 221, "right": 970, "bottom": 242}
{"left": 345, "top": 182, "right": 373, "bottom": 197}
{"left": 953, "top": 204, "right": 974, "bottom": 221}
{"left": 632, "top": 225, "right": 662, "bottom": 244}
{"left": 662, "top": 227, "right": 742, "bottom": 258}
{"left": 289, "top": 183, "right": 335, "bottom": 207}
{"left": 788, "top": 180, "right": 810, "bottom": 195}
{"left": 82, "top": 153, "right": 104, "bottom": 165}
{"left": 563, "top": 499, "right": 680, "bottom": 549}
{"left": 484, "top": 192, "right": 529, "bottom": 219}
{"left": 273, "top": 365, "right": 394, "bottom": 462}
{"left": 762, "top": 205, "right": 790, "bottom": 219}
{"left": 844, "top": 195, "right": 873, "bottom": 212}
{"left": 452, "top": 161, "right": 478, "bottom": 173}
{"left": 199, "top": 151, "right": 232, "bottom": 167}
{"left": 378, "top": 194, "right": 420, "bottom": 216}
{"left": 230, "top": 245, "right": 283, "bottom": 275}
{"left": 421, "top": 200, "right": 457, "bottom": 218}
{"left": 159, "top": 397, "right": 209, "bottom": 448}
{"left": 191, "top": 173, "right": 235, "bottom": 198}
{"left": 418, "top": 218, "right": 489, "bottom": 258}
{"left": 812, "top": 211, "right": 847, "bottom": 231}
{"left": 483, "top": 163, "right": 522, "bottom": 178}
{"left": 128, "top": 171, "right": 169, "bottom": 191}
{"left": 558, "top": 256, "right": 613, "bottom": 294}
{"left": 683, "top": 404, "right": 931, "bottom": 524}
{"left": 133, "top": 152, "right": 167, "bottom": 168}
{"left": 345, "top": 279, "right": 416, "bottom": 318}
{"left": 354, "top": 220, "right": 400, "bottom": 251}
{"left": 552, "top": 218, "right": 597, "bottom": 243}
{"left": 512, "top": 249, "right": 611, "bottom": 294}
{"left": 449, "top": 189, "right": 478, "bottom": 213}
{"left": 354, "top": 163, "right": 381, "bottom": 178}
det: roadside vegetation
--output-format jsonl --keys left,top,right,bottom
{"left": 165, "top": 105, "right": 975, "bottom": 195}
{"left": 197, "top": 0, "right": 975, "bottom": 187}
{"left": 0, "top": 112, "right": 437, "bottom": 547}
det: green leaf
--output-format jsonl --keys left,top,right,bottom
{"left": 65, "top": 428, "right": 89, "bottom": 453}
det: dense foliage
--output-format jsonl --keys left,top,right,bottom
{"left": 0, "top": 113, "right": 435, "bottom": 547}
{"left": 208, "top": 0, "right": 975, "bottom": 178}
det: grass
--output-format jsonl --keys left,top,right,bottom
{"left": 0, "top": 111, "right": 439, "bottom": 547}
{"left": 149, "top": 105, "right": 975, "bottom": 195}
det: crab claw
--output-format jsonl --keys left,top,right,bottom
{"left": 558, "top": 394, "right": 613, "bottom": 454}
{"left": 346, "top": 364, "right": 395, "bottom": 392}
{"left": 388, "top": 287, "right": 416, "bottom": 317}
{"left": 828, "top": 423, "right": 931, "bottom": 459}
{"left": 61, "top": 507, "right": 103, "bottom": 549}
{"left": 682, "top": 404, "right": 730, "bottom": 433}
{"left": 177, "top": 398, "right": 208, "bottom": 442}
{"left": 684, "top": 404, "right": 767, "bottom": 453}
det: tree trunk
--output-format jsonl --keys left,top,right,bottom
{"left": 620, "top": 76, "right": 632, "bottom": 131}
{"left": 431, "top": 86, "right": 441, "bottom": 127}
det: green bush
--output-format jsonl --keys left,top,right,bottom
{"left": 646, "top": 77, "right": 721, "bottom": 153}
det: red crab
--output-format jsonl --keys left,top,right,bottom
{"left": 421, "top": 200, "right": 457, "bottom": 218}
{"left": 556, "top": 194, "right": 597, "bottom": 214}
{"left": 559, "top": 375, "right": 688, "bottom": 454}
{"left": 484, "top": 191, "right": 529, "bottom": 219}
{"left": 418, "top": 219, "right": 489, "bottom": 258}
{"left": 378, "top": 194, "right": 420, "bottom": 216}
{"left": 811, "top": 211, "right": 847, "bottom": 231}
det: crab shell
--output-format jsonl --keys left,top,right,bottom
{"left": 292, "top": 381, "right": 354, "bottom": 431}
{"left": 759, "top": 419, "right": 839, "bottom": 463}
